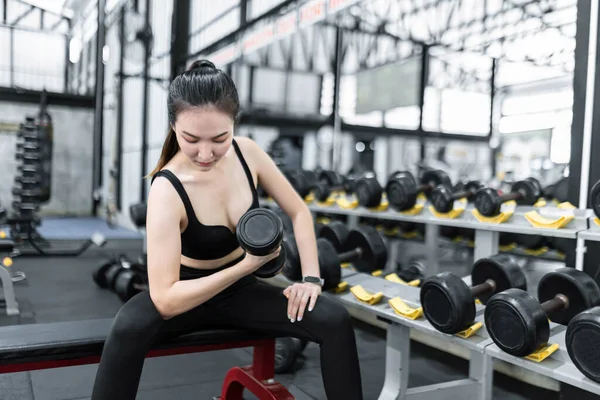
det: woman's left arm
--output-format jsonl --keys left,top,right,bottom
{"left": 241, "top": 138, "right": 322, "bottom": 322}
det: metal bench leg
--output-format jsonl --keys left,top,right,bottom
{"left": 0, "top": 264, "right": 19, "bottom": 315}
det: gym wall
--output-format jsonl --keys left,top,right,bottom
{"left": 0, "top": 102, "right": 94, "bottom": 216}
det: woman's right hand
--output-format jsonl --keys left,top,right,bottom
{"left": 242, "top": 246, "right": 282, "bottom": 274}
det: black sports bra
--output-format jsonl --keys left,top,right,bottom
{"left": 151, "top": 139, "right": 260, "bottom": 260}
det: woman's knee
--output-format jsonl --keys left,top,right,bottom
{"left": 308, "top": 296, "right": 353, "bottom": 337}
{"left": 109, "top": 291, "right": 164, "bottom": 343}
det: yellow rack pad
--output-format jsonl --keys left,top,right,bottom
{"left": 2, "top": 257, "right": 13, "bottom": 267}
{"left": 341, "top": 262, "right": 351, "bottom": 269}
{"left": 385, "top": 273, "right": 407, "bottom": 284}
{"left": 525, "top": 343, "right": 559, "bottom": 362}
{"left": 595, "top": 217, "right": 600, "bottom": 228}
{"left": 331, "top": 281, "right": 348, "bottom": 293}
{"left": 524, "top": 211, "right": 574, "bottom": 229}
{"left": 351, "top": 285, "right": 383, "bottom": 305}
{"left": 534, "top": 198, "right": 547, "bottom": 207}
{"left": 336, "top": 196, "right": 359, "bottom": 209}
{"left": 499, "top": 243, "right": 517, "bottom": 252}
{"left": 401, "top": 231, "right": 419, "bottom": 239}
{"left": 0, "top": 231, "right": 6, "bottom": 239}
{"left": 456, "top": 322, "right": 483, "bottom": 338}
{"left": 304, "top": 193, "right": 314, "bottom": 203}
{"left": 371, "top": 270, "right": 383, "bottom": 277}
{"left": 429, "top": 205, "right": 465, "bottom": 219}
{"left": 369, "top": 200, "right": 389, "bottom": 212}
{"left": 524, "top": 247, "right": 549, "bottom": 256}
{"left": 316, "top": 197, "right": 336, "bottom": 207}
{"left": 557, "top": 202, "right": 576, "bottom": 210}
{"left": 472, "top": 208, "right": 514, "bottom": 224}
{"left": 400, "top": 203, "right": 424, "bottom": 216}
{"left": 388, "top": 297, "right": 423, "bottom": 320}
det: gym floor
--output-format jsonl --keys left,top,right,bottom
{"left": 0, "top": 218, "right": 575, "bottom": 400}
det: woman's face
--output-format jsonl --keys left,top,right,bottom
{"left": 173, "top": 107, "right": 234, "bottom": 171}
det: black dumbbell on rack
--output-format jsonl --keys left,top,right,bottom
{"left": 591, "top": 179, "right": 600, "bottom": 220}
{"left": 385, "top": 170, "right": 452, "bottom": 211}
{"left": 430, "top": 181, "right": 484, "bottom": 213}
{"left": 283, "top": 225, "right": 387, "bottom": 290}
{"left": 473, "top": 178, "right": 542, "bottom": 217}
{"left": 420, "top": 254, "right": 526, "bottom": 334}
{"left": 485, "top": 268, "right": 600, "bottom": 357}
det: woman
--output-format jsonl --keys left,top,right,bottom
{"left": 91, "top": 60, "right": 363, "bottom": 400}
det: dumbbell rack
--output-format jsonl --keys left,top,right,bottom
{"left": 260, "top": 198, "right": 600, "bottom": 398}
{"left": 261, "top": 198, "right": 589, "bottom": 276}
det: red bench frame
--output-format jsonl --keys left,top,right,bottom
{"left": 0, "top": 337, "right": 294, "bottom": 400}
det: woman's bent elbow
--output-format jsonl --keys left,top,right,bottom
{"left": 150, "top": 292, "right": 176, "bottom": 320}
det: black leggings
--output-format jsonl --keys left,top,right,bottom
{"left": 91, "top": 257, "right": 363, "bottom": 400}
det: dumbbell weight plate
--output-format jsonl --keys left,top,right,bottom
{"left": 282, "top": 236, "right": 302, "bottom": 282}
{"left": 566, "top": 307, "right": 600, "bottom": 383}
{"left": 105, "top": 264, "right": 125, "bottom": 290}
{"left": 343, "top": 226, "right": 387, "bottom": 273}
{"left": 553, "top": 177, "right": 569, "bottom": 203}
{"left": 421, "top": 170, "right": 452, "bottom": 189}
{"left": 387, "top": 170, "right": 416, "bottom": 186}
{"left": 511, "top": 179, "right": 540, "bottom": 205}
{"left": 288, "top": 171, "right": 310, "bottom": 198}
{"left": 525, "top": 177, "right": 543, "bottom": 198}
{"left": 538, "top": 268, "right": 600, "bottom": 325}
{"left": 114, "top": 269, "right": 145, "bottom": 302}
{"left": 236, "top": 209, "right": 286, "bottom": 278}
{"left": 92, "top": 259, "right": 117, "bottom": 288}
{"left": 591, "top": 180, "right": 600, "bottom": 219}
{"left": 472, "top": 254, "right": 526, "bottom": 304}
{"left": 385, "top": 176, "right": 418, "bottom": 211}
{"left": 319, "top": 221, "right": 349, "bottom": 252}
{"left": 275, "top": 337, "right": 307, "bottom": 373}
{"left": 129, "top": 203, "right": 147, "bottom": 228}
{"left": 355, "top": 177, "right": 382, "bottom": 208}
{"left": 316, "top": 239, "right": 342, "bottom": 291}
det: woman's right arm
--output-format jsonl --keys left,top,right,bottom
{"left": 146, "top": 178, "right": 256, "bottom": 319}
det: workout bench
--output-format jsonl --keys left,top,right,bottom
{"left": 0, "top": 319, "right": 294, "bottom": 400}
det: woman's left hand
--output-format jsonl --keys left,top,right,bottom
{"left": 283, "top": 282, "right": 322, "bottom": 323}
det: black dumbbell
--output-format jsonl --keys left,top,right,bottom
{"left": 312, "top": 179, "right": 353, "bottom": 202}
{"left": 590, "top": 179, "right": 600, "bottom": 220}
{"left": 275, "top": 337, "right": 308, "bottom": 373}
{"left": 566, "top": 306, "right": 600, "bottom": 383}
{"left": 129, "top": 202, "right": 147, "bottom": 228}
{"left": 430, "top": 180, "right": 484, "bottom": 213}
{"left": 287, "top": 170, "right": 320, "bottom": 199}
{"left": 485, "top": 268, "right": 600, "bottom": 357}
{"left": 420, "top": 254, "right": 526, "bottom": 334}
{"left": 318, "top": 221, "right": 349, "bottom": 252}
{"left": 385, "top": 170, "right": 452, "bottom": 211}
{"left": 114, "top": 268, "right": 148, "bottom": 301}
{"left": 474, "top": 178, "right": 541, "bottom": 217}
{"left": 236, "top": 208, "right": 288, "bottom": 278}
{"left": 283, "top": 226, "right": 387, "bottom": 290}
{"left": 354, "top": 173, "right": 383, "bottom": 208}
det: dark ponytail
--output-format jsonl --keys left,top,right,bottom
{"left": 148, "top": 59, "right": 240, "bottom": 177}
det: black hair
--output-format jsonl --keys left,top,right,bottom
{"left": 150, "top": 59, "right": 240, "bottom": 175}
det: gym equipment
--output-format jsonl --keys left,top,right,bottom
{"left": 591, "top": 179, "right": 600, "bottom": 219}
{"left": 485, "top": 268, "right": 600, "bottom": 357}
{"left": 236, "top": 208, "right": 287, "bottom": 278}
{"left": 386, "top": 170, "right": 452, "bottom": 211}
{"left": 283, "top": 226, "right": 387, "bottom": 290}
{"left": 312, "top": 179, "right": 352, "bottom": 202}
{"left": 354, "top": 173, "right": 383, "bottom": 208}
{"left": 430, "top": 181, "right": 484, "bottom": 213}
{"left": 275, "top": 337, "right": 308, "bottom": 373}
{"left": 129, "top": 202, "right": 147, "bottom": 227}
{"left": 420, "top": 254, "right": 526, "bottom": 334}
{"left": 566, "top": 306, "right": 600, "bottom": 383}
{"left": 473, "top": 178, "right": 541, "bottom": 217}
{"left": 318, "top": 221, "right": 349, "bottom": 252}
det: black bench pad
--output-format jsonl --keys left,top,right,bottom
{"left": 0, "top": 318, "right": 272, "bottom": 365}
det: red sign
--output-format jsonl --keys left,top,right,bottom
{"left": 328, "top": 0, "right": 358, "bottom": 14}
{"left": 208, "top": 43, "right": 240, "bottom": 67}
{"left": 299, "top": 0, "right": 326, "bottom": 27}
{"left": 276, "top": 11, "right": 297, "bottom": 38}
{"left": 243, "top": 24, "right": 275, "bottom": 54}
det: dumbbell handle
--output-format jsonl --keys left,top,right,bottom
{"left": 499, "top": 191, "right": 524, "bottom": 203}
{"left": 133, "top": 282, "right": 148, "bottom": 291}
{"left": 449, "top": 187, "right": 480, "bottom": 201}
{"left": 541, "top": 294, "right": 569, "bottom": 314}
{"left": 471, "top": 279, "right": 496, "bottom": 298}
{"left": 338, "top": 247, "right": 363, "bottom": 264}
